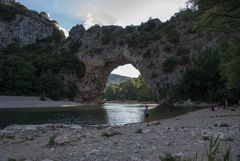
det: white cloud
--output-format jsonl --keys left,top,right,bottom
{"left": 46, "top": 12, "right": 69, "bottom": 37}
{"left": 58, "top": 25, "right": 69, "bottom": 37}
{"left": 58, "top": 0, "right": 187, "bottom": 28}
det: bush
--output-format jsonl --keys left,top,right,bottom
{"left": 135, "top": 128, "right": 143, "bottom": 134}
{"left": 102, "top": 36, "right": 112, "bottom": 45}
{"left": 7, "top": 158, "right": 16, "bottom": 161}
{"left": 176, "top": 46, "right": 190, "bottom": 56}
{"left": 0, "top": 2, "right": 28, "bottom": 21}
{"left": 35, "top": 74, "right": 64, "bottom": 100}
{"left": 162, "top": 56, "right": 178, "bottom": 73}
{"left": 69, "top": 41, "right": 82, "bottom": 53}
{"left": 143, "top": 49, "right": 152, "bottom": 59}
{"left": 47, "top": 135, "right": 55, "bottom": 147}
{"left": 66, "top": 82, "right": 78, "bottom": 101}
{"left": 157, "top": 136, "right": 232, "bottom": 161}
{"left": 40, "top": 92, "right": 46, "bottom": 101}
{"left": 164, "top": 27, "right": 180, "bottom": 45}
{"left": 159, "top": 153, "right": 177, "bottom": 161}
{"left": 172, "top": 47, "right": 240, "bottom": 103}
{"left": 163, "top": 44, "right": 172, "bottom": 53}
{"left": 178, "top": 55, "right": 190, "bottom": 65}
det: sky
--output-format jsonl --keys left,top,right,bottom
{"left": 17, "top": 0, "right": 186, "bottom": 77}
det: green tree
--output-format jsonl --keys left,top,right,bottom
{"left": 104, "top": 76, "right": 156, "bottom": 101}
{"left": 35, "top": 73, "right": 64, "bottom": 100}
{"left": 0, "top": 56, "right": 35, "bottom": 94}
{"left": 219, "top": 41, "right": 240, "bottom": 88}
{"left": 188, "top": 0, "right": 240, "bottom": 40}
{"left": 188, "top": 0, "right": 240, "bottom": 92}
{"left": 66, "top": 81, "right": 78, "bottom": 101}
{"left": 175, "top": 49, "right": 226, "bottom": 102}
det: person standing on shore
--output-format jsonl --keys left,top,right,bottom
{"left": 144, "top": 106, "right": 149, "bottom": 123}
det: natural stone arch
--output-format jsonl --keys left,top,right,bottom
{"left": 75, "top": 44, "right": 142, "bottom": 103}
{"left": 67, "top": 17, "right": 207, "bottom": 103}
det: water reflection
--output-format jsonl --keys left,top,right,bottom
{"left": 0, "top": 103, "right": 197, "bottom": 129}
{"left": 103, "top": 103, "right": 145, "bottom": 125}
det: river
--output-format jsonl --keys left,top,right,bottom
{"left": 0, "top": 103, "right": 197, "bottom": 129}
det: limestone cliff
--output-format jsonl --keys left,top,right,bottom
{"left": 0, "top": 2, "right": 62, "bottom": 48}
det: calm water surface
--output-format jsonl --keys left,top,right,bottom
{"left": 0, "top": 103, "right": 197, "bottom": 129}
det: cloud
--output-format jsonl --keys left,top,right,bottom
{"left": 57, "top": 25, "right": 69, "bottom": 37}
{"left": 47, "top": 12, "right": 69, "bottom": 37}
{"left": 56, "top": 0, "right": 187, "bottom": 28}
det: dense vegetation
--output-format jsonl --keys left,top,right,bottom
{"left": 0, "top": 2, "right": 28, "bottom": 21}
{"left": 104, "top": 76, "right": 156, "bottom": 102}
{"left": 188, "top": 0, "right": 240, "bottom": 88}
{"left": 0, "top": 2, "right": 87, "bottom": 100}
{"left": 164, "top": 0, "right": 240, "bottom": 104}
{"left": 173, "top": 48, "right": 240, "bottom": 103}
{"left": 0, "top": 42, "right": 85, "bottom": 100}
{"left": 0, "top": 28, "right": 85, "bottom": 101}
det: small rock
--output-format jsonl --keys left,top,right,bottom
{"left": 101, "top": 127, "right": 121, "bottom": 137}
{"left": 55, "top": 134, "right": 77, "bottom": 145}
{"left": 41, "top": 159, "right": 54, "bottom": 161}
{"left": 0, "top": 130, "right": 15, "bottom": 139}
{"left": 151, "top": 121, "right": 161, "bottom": 126}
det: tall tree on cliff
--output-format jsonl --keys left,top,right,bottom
{"left": 188, "top": 0, "right": 240, "bottom": 88}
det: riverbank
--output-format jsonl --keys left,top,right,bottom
{"left": 0, "top": 96, "right": 82, "bottom": 109}
{"left": 0, "top": 108, "right": 239, "bottom": 161}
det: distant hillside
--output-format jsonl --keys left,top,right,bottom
{"left": 107, "top": 74, "right": 130, "bottom": 84}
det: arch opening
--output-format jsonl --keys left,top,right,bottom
{"left": 104, "top": 64, "right": 157, "bottom": 103}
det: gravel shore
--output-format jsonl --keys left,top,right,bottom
{"left": 0, "top": 96, "right": 82, "bottom": 109}
{"left": 0, "top": 108, "right": 239, "bottom": 161}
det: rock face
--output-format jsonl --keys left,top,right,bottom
{"left": 0, "top": 2, "right": 215, "bottom": 103}
{"left": 0, "top": 0, "right": 15, "bottom": 4}
{"left": 0, "top": 2, "right": 59, "bottom": 48}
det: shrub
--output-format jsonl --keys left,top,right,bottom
{"left": 205, "top": 136, "right": 231, "bottom": 161}
{"left": 162, "top": 56, "right": 178, "bottom": 73}
{"left": 163, "top": 44, "right": 172, "bottom": 53}
{"left": 102, "top": 36, "right": 112, "bottom": 45}
{"left": 47, "top": 135, "right": 55, "bottom": 147}
{"left": 159, "top": 153, "right": 177, "bottom": 161}
{"left": 69, "top": 41, "right": 82, "bottom": 53}
{"left": 7, "top": 158, "right": 16, "bottom": 161}
{"left": 219, "top": 123, "right": 229, "bottom": 127}
{"left": 35, "top": 74, "right": 64, "bottom": 100}
{"left": 135, "top": 128, "right": 143, "bottom": 134}
{"left": 164, "top": 27, "right": 180, "bottom": 45}
{"left": 143, "top": 49, "right": 152, "bottom": 59}
{"left": 176, "top": 46, "right": 190, "bottom": 56}
{"left": 66, "top": 82, "right": 78, "bottom": 101}
{"left": 157, "top": 137, "right": 232, "bottom": 161}
{"left": 0, "top": 2, "right": 28, "bottom": 21}
{"left": 178, "top": 55, "right": 190, "bottom": 65}
{"left": 40, "top": 92, "right": 46, "bottom": 101}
